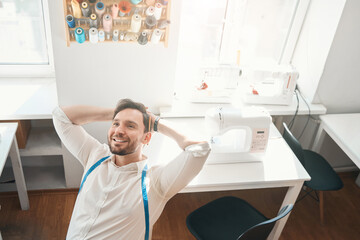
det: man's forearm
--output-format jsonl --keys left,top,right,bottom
{"left": 61, "top": 105, "right": 114, "bottom": 125}
{"left": 156, "top": 119, "right": 205, "bottom": 150}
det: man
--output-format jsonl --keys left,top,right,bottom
{"left": 53, "top": 98, "right": 211, "bottom": 240}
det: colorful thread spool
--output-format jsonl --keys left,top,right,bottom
{"left": 118, "top": 1, "right": 131, "bottom": 17}
{"left": 111, "top": 3, "right": 119, "bottom": 19}
{"left": 154, "top": 3, "right": 162, "bottom": 20}
{"left": 157, "top": 19, "right": 170, "bottom": 29}
{"left": 103, "top": 14, "right": 113, "bottom": 33}
{"left": 71, "top": 0, "right": 82, "bottom": 18}
{"left": 95, "top": 2, "right": 105, "bottom": 19}
{"left": 66, "top": 14, "right": 75, "bottom": 28}
{"left": 89, "top": 14, "right": 97, "bottom": 28}
{"left": 145, "top": 0, "right": 155, "bottom": 6}
{"left": 75, "top": 27, "right": 86, "bottom": 43}
{"left": 131, "top": 14, "right": 141, "bottom": 33}
{"left": 113, "top": 30, "right": 119, "bottom": 41}
{"left": 89, "top": 28, "right": 99, "bottom": 44}
{"left": 138, "top": 32, "right": 148, "bottom": 45}
{"left": 145, "top": 16, "right": 156, "bottom": 29}
{"left": 151, "top": 28, "right": 162, "bottom": 44}
{"left": 145, "top": 6, "right": 155, "bottom": 16}
{"left": 81, "top": 1, "right": 91, "bottom": 17}
{"left": 98, "top": 30, "right": 105, "bottom": 42}
{"left": 130, "top": 0, "right": 142, "bottom": 5}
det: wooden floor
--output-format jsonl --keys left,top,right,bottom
{"left": 0, "top": 172, "right": 359, "bottom": 240}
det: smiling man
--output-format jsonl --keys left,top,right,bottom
{"left": 52, "top": 99, "right": 211, "bottom": 240}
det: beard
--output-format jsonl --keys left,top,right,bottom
{"left": 108, "top": 136, "right": 140, "bottom": 156}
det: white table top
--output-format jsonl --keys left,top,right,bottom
{"left": 319, "top": 113, "right": 360, "bottom": 168}
{"left": 146, "top": 118, "right": 310, "bottom": 193}
{"left": 0, "top": 78, "right": 58, "bottom": 120}
{"left": 0, "top": 123, "right": 18, "bottom": 175}
{"left": 160, "top": 95, "right": 326, "bottom": 118}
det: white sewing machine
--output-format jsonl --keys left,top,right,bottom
{"left": 242, "top": 65, "right": 299, "bottom": 105}
{"left": 205, "top": 106, "right": 271, "bottom": 164}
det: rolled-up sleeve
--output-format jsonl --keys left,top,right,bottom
{"left": 52, "top": 106, "right": 103, "bottom": 167}
{"left": 153, "top": 142, "right": 211, "bottom": 199}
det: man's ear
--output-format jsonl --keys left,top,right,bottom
{"left": 143, "top": 132, "right": 152, "bottom": 144}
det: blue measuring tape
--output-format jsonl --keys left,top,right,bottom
{"left": 78, "top": 156, "right": 150, "bottom": 240}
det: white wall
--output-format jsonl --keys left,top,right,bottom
{"left": 292, "top": 0, "right": 360, "bottom": 169}
{"left": 48, "top": 0, "right": 181, "bottom": 143}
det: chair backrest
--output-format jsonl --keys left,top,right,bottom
{"left": 282, "top": 122, "right": 305, "bottom": 166}
{"left": 237, "top": 204, "right": 293, "bottom": 240}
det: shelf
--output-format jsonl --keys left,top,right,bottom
{"left": 0, "top": 166, "right": 66, "bottom": 192}
{"left": 20, "top": 127, "right": 62, "bottom": 157}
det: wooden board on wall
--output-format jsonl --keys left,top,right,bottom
{"left": 63, "top": 0, "right": 171, "bottom": 47}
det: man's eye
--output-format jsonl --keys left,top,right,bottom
{"left": 113, "top": 122, "right": 119, "bottom": 126}
{"left": 128, "top": 125, "right": 134, "bottom": 128}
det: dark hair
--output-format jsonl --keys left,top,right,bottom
{"left": 113, "top": 99, "right": 150, "bottom": 133}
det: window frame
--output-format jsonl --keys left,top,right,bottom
{"left": 0, "top": 0, "right": 55, "bottom": 78}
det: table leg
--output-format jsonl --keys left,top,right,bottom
{"left": 311, "top": 122, "right": 326, "bottom": 152}
{"left": 9, "top": 137, "right": 29, "bottom": 210}
{"left": 268, "top": 182, "right": 303, "bottom": 240}
{"left": 356, "top": 174, "right": 360, "bottom": 187}
{"left": 274, "top": 116, "right": 284, "bottom": 131}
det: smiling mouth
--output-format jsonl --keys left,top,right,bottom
{"left": 113, "top": 138, "right": 127, "bottom": 143}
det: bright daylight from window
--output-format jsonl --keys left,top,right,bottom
{"left": 174, "top": 0, "right": 299, "bottom": 102}
{"left": 0, "top": 0, "right": 49, "bottom": 65}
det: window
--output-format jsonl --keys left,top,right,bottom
{"left": 174, "top": 0, "right": 309, "bottom": 100}
{"left": 0, "top": 0, "right": 54, "bottom": 77}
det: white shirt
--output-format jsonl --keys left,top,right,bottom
{"left": 52, "top": 107, "right": 211, "bottom": 240}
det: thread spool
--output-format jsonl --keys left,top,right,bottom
{"left": 89, "top": 28, "right": 99, "bottom": 44}
{"left": 145, "top": 6, "right": 155, "bottom": 16}
{"left": 98, "top": 30, "right": 105, "bottom": 42}
{"left": 120, "top": 32, "right": 125, "bottom": 41}
{"left": 138, "top": 32, "right": 148, "bottom": 45}
{"left": 130, "top": 0, "right": 142, "bottom": 5}
{"left": 113, "top": 30, "right": 119, "bottom": 41}
{"left": 157, "top": 19, "right": 170, "bottom": 29}
{"left": 111, "top": 3, "right": 119, "bottom": 19}
{"left": 81, "top": 2, "right": 91, "bottom": 17}
{"left": 89, "top": 14, "right": 97, "bottom": 28}
{"left": 75, "top": 27, "right": 86, "bottom": 43}
{"left": 71, "top": 0, "right": 82, "bottom": 18}
{"left": 118, "top": 1, "right": 131, "bottom": 17}
{"left": 151, "top": 28, "right": 162, "bottom": 44}
{"left": 145, "top": 16, "right": 156, "bottom": 29}
{"left": 131, "top": 14, "right": 141, "bottom": 33}
{"left": 103, "top": 14, "right": 113, "bottom": 33}
{"left": 145, "top": 0, "right": 155, "bottom": 6}
{"left": 95, "top": 2, "right": 105, "bottom": 19}
{"left": 66, "top": 15, "right": 75, "bottom": 28}
{"left": 154, "top": 3, "right": 162, "bottom": 20}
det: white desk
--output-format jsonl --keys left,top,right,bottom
{"left": 0, "top": 78, "right": 57, "bottom": 120}
{"left": 0, "top": 123, "right": 29, "bottom": 210}
{"left": 312, "top": 113, "right": 360, "bottom": 186}
{"left": 160, "top": 96, "right": 326, "bottom": 129}
{"left": 149, "top": 118, "right": 310, "bottom": 240}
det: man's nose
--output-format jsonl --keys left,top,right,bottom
{"left": 115, "top": 124, "right": 125, "bottom": 135}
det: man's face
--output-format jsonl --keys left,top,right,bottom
{"left": 108, "top": 108, "right": 148, "bottom": 156}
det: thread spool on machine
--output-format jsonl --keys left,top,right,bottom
{"left": 64, "top": 0, "right": 171, "bottom": 46}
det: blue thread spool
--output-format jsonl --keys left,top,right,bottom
{"left": 66, "top": 14, "right": 75, "bottom": 28}
{"left": 75, "top": 27, "right": 86, "bottom": 44}
{"left": 131, "top": 0, "right": 142, "bottom": 5}
{"left": 96, "top": 2, "right": 104, "bottom": 11}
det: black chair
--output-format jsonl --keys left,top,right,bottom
{"left": 282, "top": 122, "right": 343, "bottom": 224}
{"left": 186, "top": 196, "right": 293, "bottom": 240}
